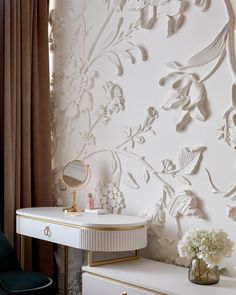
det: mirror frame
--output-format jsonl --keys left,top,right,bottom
{"left": 61, "top": 160, "right": 91, "bottom": 190}
{"left": 61, "top": 160, "right": 91, "bottom": 213}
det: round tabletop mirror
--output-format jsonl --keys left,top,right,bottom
{"left": 61, "top": 160, "right": 90, "bottom": 213}
{"left": 62, "top": 160, "right": 89, "bottom": 188}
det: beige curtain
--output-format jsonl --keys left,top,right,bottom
{"left": 0, "top": 0, "right": 54, "bottom": 277}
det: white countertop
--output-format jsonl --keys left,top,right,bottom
{"left": 83, "top": 258, "right": 236, "bottom": 295}
{"left": 16, "top": 207, "right": 146, "bottom": 228}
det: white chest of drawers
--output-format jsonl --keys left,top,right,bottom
{"left": 82, "top": 258, "right": 236, "bottom": 295}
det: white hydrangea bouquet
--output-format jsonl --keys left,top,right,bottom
{"left": 177, "top": 228, "right": 234, "bottom": 268}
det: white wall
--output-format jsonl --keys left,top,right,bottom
{"left": 50, "top": 0, "right": 236, "bottom": 292}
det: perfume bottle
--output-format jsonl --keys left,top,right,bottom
{"left": 86, "top": 193, "right": 94, "bottom": 210}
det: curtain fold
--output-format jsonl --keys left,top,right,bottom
{"left": 0, "top": 0, "right": 53, "bottom": 277}
{"left": 0, "top": 0, "right": 4, "bottom": 231}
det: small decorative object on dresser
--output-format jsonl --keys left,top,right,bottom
{"left": 86, "top": 193, "right": 94, "bottom": 209}
{"left": 177, "top": 228, "right": 234, "bottom": 285}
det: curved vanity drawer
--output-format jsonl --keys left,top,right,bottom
{"left": 82, "top": 273, "right": 167, "bottom": 295}
{"left": 16, "top": 208, "right": 147, "bottom": 251}
{"left": 16, "top": 215, "right": 81, "bottom": 247}
{"left": 16, "top": 214, "right": 147, "bottom": 251}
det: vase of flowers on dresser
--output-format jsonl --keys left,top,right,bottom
{"left": 177, "top": 229, "right": 234, "bottom": 285}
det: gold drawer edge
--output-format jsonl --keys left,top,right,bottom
{"left": 83, "top": 271, "right": 168, "bottom": 295}
{"left": 17, "top": 215, "right": 146, "bottom": 232}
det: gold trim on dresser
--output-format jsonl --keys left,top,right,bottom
{"left": 17, "top": 215, "right": 145, "bottom": 231}
{"left": 87, "top": 250, "right": 140, "bottom": 267}
{"left": 64, "top": 246, "right": 68, "bottom": 295}
{"left": 20, "top": 235, "right": 25, "bottom": 270}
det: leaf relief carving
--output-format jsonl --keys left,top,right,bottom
{"left": 139, "top": 202, "right": 166, "bottom": 226}
{"left": 167, "top": 191, "right": 203, "bottom": 218}
{"left": 227, "top": 206, "right": 236, "bottom": 222}
{"left": 166, "top": 22, "right": 229, "bottom": 70}
{"left": 218, "top": 107, "right": 236, "bottom": 149}
{"left": 194, "top": 0, "right": 211, "bottom": 11}
{"left": 178, "top": 147, "right": 206, "bottom": 175}
{"left": 123, "top": 172, "right": 140, "bottom": 189}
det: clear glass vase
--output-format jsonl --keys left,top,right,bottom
{"left": 188, "top": 256, "right": 220, "bottom": 285}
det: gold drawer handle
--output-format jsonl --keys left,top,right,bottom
{"left": 43, "top": 226, "right": 51, "bottom": 237}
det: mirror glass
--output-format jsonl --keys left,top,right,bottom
{"left": 62, "top": 160, "right": 89, "bottom": 188}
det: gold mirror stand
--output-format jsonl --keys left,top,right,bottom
{"left": 63, "top": 191, "right": 84, "bottom": 213}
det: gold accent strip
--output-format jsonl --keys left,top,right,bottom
{"left": 64, "top": 246, "right": 68, "bottom": 295}
{"left": 17, "top": 215, "right": 145, "bottom": 231}
{"left": 87, "top": 250, "right": 140, "bottom": 267}
{"left": 20, "top": 235, "right": 25, "bottom": 270}
{"left": 83, "top": 272, "right": 167, "bottom": 295}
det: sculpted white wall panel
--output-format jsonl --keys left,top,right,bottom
{"left": 50, "top": 0, "right": 236, "bottom": 293}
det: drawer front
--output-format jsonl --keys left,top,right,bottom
{"left": 82, "top": 273, "right": 167, "bottom": 295}
{"left": 16, "top": 216, "right": 80, "bottom": 247}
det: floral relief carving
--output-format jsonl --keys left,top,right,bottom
{"left": 49, "top": 9, "right": 65, "bottom": 51}
{"left": 118, "top": 106, "right": 158, "bottom": 150}
{"left": 50, "top": 0, "right": 149, "bottom": 146}
{"left": 139, "top": 146, "right": 206, "bottom": 240}
{"left": 52, "top": 167, "right": 67, "bottom": 207}
{"left": 218, "top": 87, "right": 236, "bottom": 149}
{"left": 50, "top": 0, "right": 214, "bottom": 142}
{"left": 81, "top": 106, "right": 159, "bottom": 213}
{"left": 160, "top": 0, "right": 236, "bottom": 141}
{"left": 50, "top": 0, "right": 211, "bottom": 271}
{"left": 74, "top": 80, "right": 206, "bottom": 232}
{"left": 159, "top": 71, "right": 208, "bottom": 131}
{"left": 194, "top": 0, "right": 211, "bottom": 11}
{"left": 227, "top": 206, "right": 236, "bottom": 222}
{"left": 160, "top": 22, "right": 229, "bottom": 131}
{"left": 96, "top": 81, "right": 125, "bottom": 125}
{"left": 205, "top": 168, "right": 236, "bottom": 221}
{"left": 50, "top": 0, "right": 236, "bottom": 291}
{"left": 129, "top": 0, "right": 184, "bottom": 36}
{"left": 160, "top": 146, "right": 206, "bottom": 186}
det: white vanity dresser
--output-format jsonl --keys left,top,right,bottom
{"left": 16, "top": 207, "right": 147, "bottom": 294}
